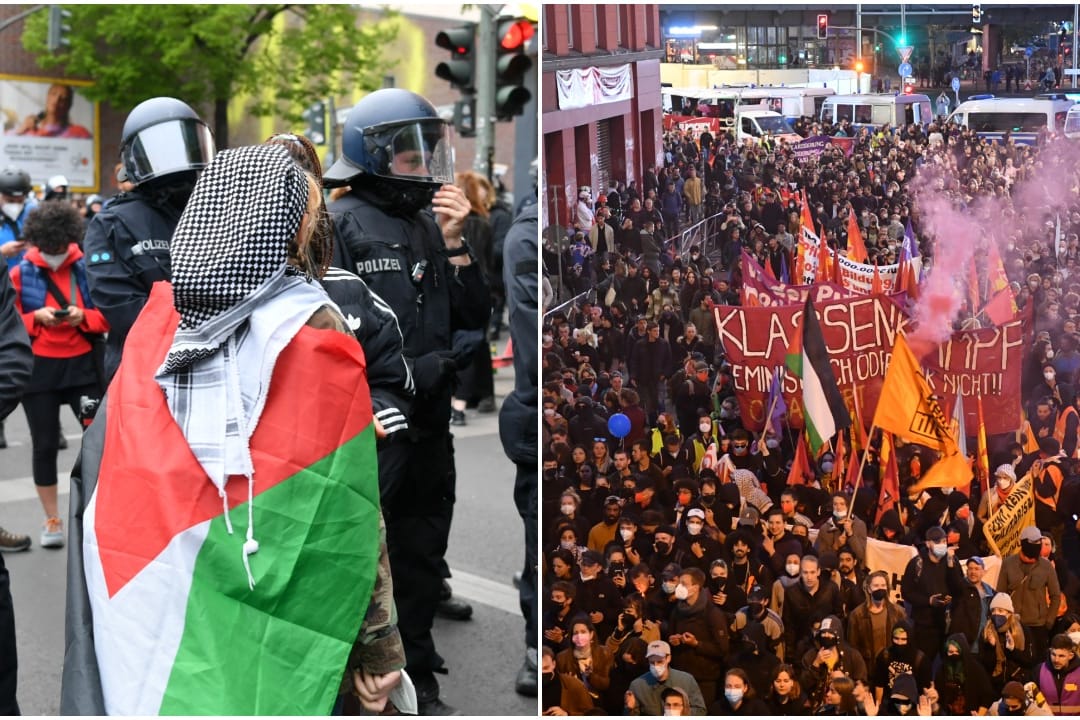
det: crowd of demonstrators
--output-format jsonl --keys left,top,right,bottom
{"left": 541, "top": 111, "right": 1080, "bottom": 714}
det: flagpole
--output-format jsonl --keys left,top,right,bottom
{"left": 851, "top": 425, "right": 878, "bottom": 500}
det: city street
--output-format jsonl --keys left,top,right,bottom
{"left": 0, "top": 362, "right": 534, "bottom": 716}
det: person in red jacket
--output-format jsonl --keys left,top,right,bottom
{"left": 9, "top": 200, "right": 108, "bottom": 548}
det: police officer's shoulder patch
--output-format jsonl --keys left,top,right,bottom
{"left": 87, "top": 250, "right": 116, "bottom": 266}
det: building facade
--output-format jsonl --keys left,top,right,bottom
{"left": 541, "top": 4, "right": 664, "bottom": 228}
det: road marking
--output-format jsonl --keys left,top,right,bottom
{"left": 447, "top": 567, "right": 521, "bottom": 616}
{"left": 0, "top": 476, "right": 71, "bottom": 504}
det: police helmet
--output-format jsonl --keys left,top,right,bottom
{"left": 0, "top": 166, "right": 32, "bottom": 197}
{"left": 45, "top": 174, "right": 70, "bottom": 200}
{"left": 119, "top": 97, "right": 214, "bottom": 186}
{"left": 323, "top": 88, "right": 454, "bottom": 188}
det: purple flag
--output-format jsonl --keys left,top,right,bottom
{"left": 766, "top": 367, "right": 787, "bottom": 435}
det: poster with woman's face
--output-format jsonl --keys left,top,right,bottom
{"left": 0, "top": 75, "right": 99, "bottom": 191}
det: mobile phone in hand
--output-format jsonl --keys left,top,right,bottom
{"left": 53, "top": 309, "right": 70, "bottom": 317}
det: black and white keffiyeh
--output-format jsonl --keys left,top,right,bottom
{"left": 155, "top": 144, "right": 338, "bottom": 589}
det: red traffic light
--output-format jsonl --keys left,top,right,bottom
{"left": 817, "top": 14, "right": 828, "bottom": 40}
{"left": 903, "top": 83, "right": 914, "bottom": 94}
{"left": 499, "top": 19, "right": 535, "bottom": 50}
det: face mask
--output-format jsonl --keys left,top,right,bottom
{"left": 833, "top": 511, "right": 847, "bottom": 521}
{"left": 620, "top": 528, "right": 634, "bottom": 541}
{"left": 1, "top": 202, "right": 23, "bottom": 221}
{"left": 674, "top": 584, "right": 690, "bottom": 601}
{"left": 766, "top": 437, "right": 780, "bottom": 449}
{"left": 818, "top": 635, "right": 838, "bottom": 649}
{"left": 1069, "top": 631, "right": 1080, "bottom": 646}
{"left": 560, "top": 504, "right": 575, "bottom": 516}
{"left": 786, "top": 563, "right": 801, "bottom": 577}
{"left": 700, "top": 494, "right": 716, "bottom": 507}
{"left": 572, "top": 632, "right": 591, "bottom": 648}
{"left": 998, "top": 477, "right": 1013, "bottom": 489}
{"left": 662, "top": 581, "right": 677, "bottom": 595}
{"left": 725, "top": 689, "right": 744, "bottom": 705}
{"left": 821, "top": 461, "right": 834, "bottom": 474}
{"left": 655, "top": 541, "right": 671, "bottom": 555}
{"left": 650, "top": 663, "right": 667, "bottom": 680}
{"left": 992, "top": 614, "right": 1008, "bottom": 629}
{"left": 732, "top": 443, "right": 747, "bottom": 455}
{"left": 1045, "top": 371, "right": 1056, "bottom": 381}
{"left": 543, "top": 335, "right": 553, "bottom": 344}
{"left": 687, "top": 521, "right": 703, "bottom": 536}
{"left": 956, "top": 506, "right": 970, "bottom": 520}
{"left": 699, "top": 422, "right": 712, "bottom": 434}
{"left": 1047, "top": 350, "right": 1056, "bottom": 360}
{"left": 1021, "top": 540, "right": 1043, "bottom": 559}
{"left": 871, "top": 588, "right": 888, "bottom": 603}
{"left": 560, "top": 540, "right": 575, "bottom": 551}
{"left": 941, "top": 486, "right": 953, "bottom": 495}
{"left": 931, "top": 543, "right": 948, "bottom": 559}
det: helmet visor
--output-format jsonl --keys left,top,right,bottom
{"left": 371, "top": 120, "right": 454, "bottom": 184}
{"left": 124, "top": 118, "right": 215, "bottom": 185}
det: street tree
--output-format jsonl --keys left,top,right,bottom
{"left": 22, "top": 4, "right": 398, "bottom": 147}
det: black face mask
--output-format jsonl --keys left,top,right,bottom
{"left": 655, "top": 541, "right": 671, "bottom": 555}
{"left": 818, "top": 635, "right": 838, "bottom": 649}
{"left": 1021, "top": 540, "right": 1042, "bottom": 560}
{"left": 946, "top": 654, "right": 961, "bottom": 665}
{"left": 356, "top": 177, "right": 437, "bottom": 216}
{"left": 870, "top": 588, "right": 888, "bottom": 603}
{"left": 699, "top": 494, "right": 716, "bottom": 507}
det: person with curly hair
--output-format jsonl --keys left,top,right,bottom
{"left": 10, "top": 200, "right": 108, "bottom": 548}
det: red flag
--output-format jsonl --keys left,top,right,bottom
{"left": 763, "top": 256, "right": 778, "bottom": 282}
{"left": 871, "top": 263, "right": 883, "bottom": 295}
{"left": 852, "top": 387, "right": 869, "bottom": 450}
{"left": 875, "top": 431, "right": 900, "bottom": 526}
{"left": 904, "top": 261, "right": 920, "bottom": 301}
{"left": 834, "top": 431, "right": 847, "bottom": 490}
{"left": 845, "top": 442, "right": 862, "bottom": 493}
{"left": 967, "top": 258, "right": 980, "bottom": 316}
{"left": 816, "top": 233, "right": 831, "bottom": 284}
{"left": 982, "top": 286, "right": 1019, "bottom": 326}
{"left": 846, "top": 209, "right": 869, "bottom": 263}
{"left": 787, "top": 432, "right": 814, "bottom": 486}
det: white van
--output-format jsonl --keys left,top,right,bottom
{"left": 819, "top": 93, "right": 934, "bottom": 130}
{"left": 735, "top": 107, "right": 801, "bottom": 145}
{"left": 1065, "top": 104, "right": 1080, "bottom": 139}
{"left": 739, "top": 87, "right": 836, "bottom": 120}
{"left": 948, "top": 96, "right": 1074, "bottom": 145}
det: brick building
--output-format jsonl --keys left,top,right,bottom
{"left": 0, "top": 5, "right": 519, "bottom": 197}
{"left": 541, "top": 4, "right": 665, "bottom": 228}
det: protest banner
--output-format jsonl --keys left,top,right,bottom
{"left": 713, "top": 296, "right": 1028, "bottom": 435}
{"left": 797, "top": 230, "right": 907, "bottom": 292}
{"left": 864, "top": 537, "right": 1001, "bottom": 604}
{"left": 982, "top": 472, "right": 1036, "bottom": 558}
{"left": 740, "top": 250, "right": 907, "bottom": 307}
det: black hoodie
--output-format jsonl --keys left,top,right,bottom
{"left": 935, "top": 633, "right": 995, "bottom": 715}
{"left": 870, "top": 618, "right": 933, "bottom": 698}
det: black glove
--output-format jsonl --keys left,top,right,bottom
{"left": 450, "top": 329, "right": 486, "bottom": 370}
{"left": 412, "top": 351, "right": 456, "bottom": 394}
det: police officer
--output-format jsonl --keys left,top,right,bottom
{"left": 83, "top": 97, "right": 214, "bottom": 381}
{"left": 323, "top": 88, "right": 491, "bottom": 716}
{"left": 500, "top": 199, "right": 538, "bottom": 696}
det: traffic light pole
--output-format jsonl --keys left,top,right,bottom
{"left": 474, "top": 4, "right": 502, "bottom": 182}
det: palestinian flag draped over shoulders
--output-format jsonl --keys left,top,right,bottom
{"left": 82, "top": 283, "right": 380, "bottom": 715}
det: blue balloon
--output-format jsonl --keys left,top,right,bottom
{"left": 608, "top": 412, "right": 631, "bottom": 439}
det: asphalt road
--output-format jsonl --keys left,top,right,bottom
{"left": 0, "top": 360, "right": 535, "bottom": 716}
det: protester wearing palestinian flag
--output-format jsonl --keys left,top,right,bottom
{"left": 60, "top": 145, "right": 404, "bottom": 715}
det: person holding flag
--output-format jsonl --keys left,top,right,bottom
{"left": 61, "top": 145, "right": 404, "bottom": 715}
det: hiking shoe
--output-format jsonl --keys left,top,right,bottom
{"left": 450, "top": 409, "right": 467, "bottom": 426}
{"left": 40, "top": 517, "right": 64, "bottom": 549}
{"left": 0, "top": 527, "right": 30, "bottom": 552}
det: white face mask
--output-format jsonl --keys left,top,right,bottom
{"left": 673, "top": 584, "right": 690, "bottom": 600}
{"left": 687, "top": 521, "right": 703, "bottom": 536}
{"left": 560, "top": 503, "right": 575, "bottom": 516}
{"left": 1069, "top": 631, "right": 1080, "bottom": 646}
{"left": 620, "top": 528, "right": 634, "bottom": 541}
{"left": 786, "top": 563, "right": 801, "bottom": 577}
{"left": 1, "top": 202, "right": 23, "bottom": 221}
{"left": 1047, "top": 350, "right": 1056, "bottom": 360}
{"left": 560, "top": 540, "right": 575, "bottom": 551}
{"left": 661, "top": 581, "right": 677, "bottom": 595}
{"left": 997, "top": 477, "right": 1013, "bottom": 489}
{"left": 1045, "top": 371, "right": 1056, "bottom": 381}
{"left": 941, "top": 486, "right": 953, "bottom": 495}
{"left": 699, "top": 422, "right": 712, "bottom": 434}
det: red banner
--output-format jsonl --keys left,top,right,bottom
{"left": 662, "top": 114, "right": 722, "bottom": 134}
{"left": 714, "top": 296, "right": 1028, "bottom": 436}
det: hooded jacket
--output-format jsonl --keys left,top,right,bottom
{"left": 1036, "top": 652, "right": 1080, "bottom": 714}
{"left": 936, "top": 633, "right": 996, "bottom": 715}
{"left": 667, "top": 585, "right": 730, "bottom": 681}
{"left": 870, "top": 618, "right": 933, "bottom": 699}
{"left": 783, "top": 575, "right": 844, "bottom": 656}
{"left": 799, "top": 615, "right": 868, "bottom": 707}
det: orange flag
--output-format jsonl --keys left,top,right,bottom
{"left": 987, "top": 243, "right": 1012, "bottom": 295}
{"left": 976, "top": 394, "right": 990, "bottom": 494}
{"left": 871, "top": 263, "right": 883, "bottom": 295}
{"left": 816, "top": 233, "right": 831, "bottom": 284}
{"left": 875, "top": 431, "right": 900, "bottom": 526}
{"left": 846, "top": 208, "right": 869, "bottom": 263}
{"left": 787, "top": 432, "right": 815, "bottom": 486}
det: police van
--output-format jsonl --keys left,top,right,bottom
{"left": 738, "top": 86, "right": 836, "bottom": 121}
{"left": 819, "top": 92, "right": 934, "bottom": 130}
{"left": 1063, "top": 103, "right": 1080, "bottom": 139}
{"left": 947, "top": 95, "right": 1074, "bottom": 145}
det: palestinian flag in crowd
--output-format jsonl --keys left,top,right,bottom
{"left": 80, "top": 285, "right": 381, "bottom": 715}
{"left": 785, "top": 296, "right": 851, "bottom": 452}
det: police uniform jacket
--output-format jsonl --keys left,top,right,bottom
{"left": 329, "top": 189, "right": 490, "bottom": 438}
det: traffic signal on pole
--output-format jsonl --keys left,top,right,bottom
{"left": 817, "top": 14, "right": 828, "bottom": 40}
{"left": 435, "top": 24, "right": 477, "bottom": 93}
{"left": 47, "top": 5, "right": 72, "bottom": 52}
{"left": 302, "top": 101, "right": 326, "bottom": 145}
{"left": 495, "top": 17, "right": 535, "bottom": 121}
